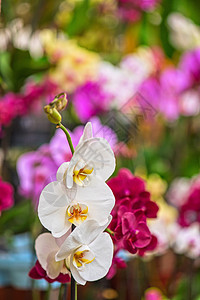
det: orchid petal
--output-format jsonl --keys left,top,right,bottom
{"left": 69, "top": 258, "right": 87, "bottom": 285}
{"left": 66, "top": 138, "right": 115, "bottom": 188}
{"left": 76, "top": 232, "right": 113, "bottom": 282}
{"left": 56, "top": 162, "right": 70, "bottom": 182}
{"left": 55, "top": 217, "right": 111, "bottom": 262}
{"left": 72, "top": 177, "right": 115, "bottom": 225}
{"left": 38, "top": 182, "right": 71, "bottom": 237}
{"left": 35, "top": 233, "right": 59, "bottom": 271}
{"left": 46, "top": 252, "right": 64, "bottom": 279}
{"left": 77, "top": 122, "right": 93, "bottom": 147}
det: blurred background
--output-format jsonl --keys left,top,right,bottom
{"left": 1, "top": 0, "right": 200, "bottom": 299}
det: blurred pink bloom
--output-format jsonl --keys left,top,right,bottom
{"left": 145, "top": 288, "right": 164, "bottom": 300}
{"left": 0, "top": 177, "right": 14, "bottom": 213}
{"left": 17, "top": 145, "right": 57, "bottom": 207}
{"left": 139, "top": 68, "right": 185, "bottom": 120}
{"left": 0, "top": 79, "right": 58, "bottom": 133}
{"left": 139, "top": 48, "right": 200, "bottom": 120}
{"left": 179, "top": 48, "right": 200, "bottom": 88}
{"left": 117, "top": 0, "right": 160, "bottom": 22}
{"left": 73, "top": 81, "right": 112, "bottom": 122}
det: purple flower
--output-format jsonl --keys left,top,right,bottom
{"left": 17, "top": 145, "right": 57, "bottom": 207}
{"left": 73, "top": 81, "right": 112, "bottom": 122}
{"left": 179, "top": 48, "right": 200, "bottom": 88}
{"left": 139, "top": 68, "right": 186, "bottom": 120}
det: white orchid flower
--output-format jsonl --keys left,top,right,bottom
{"left": 55, "top": 218, "right": 113, "bottom": 285}
{"left": 64, "top": 121, "right": 116, "bottom": 188}
{"left": 38, "top": 122, "right": 115, "bottom": 237}
{"left": 35, "top": 232, "right": 71, "bottom": 280}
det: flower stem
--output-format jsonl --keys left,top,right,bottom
{"left": 71, "top": 279, "right": 77, "bottom": 300}
{"left": 56, "top": 123, "right": 76, "bottom": 300}
{"left": 57, "top": 123, "right": 75, "bottom": 154}
{"left": 105, "top": 228, "right": 115, "bottom": 236}
{"left": 45, "top": 283, "right": 51, "bottom": 300}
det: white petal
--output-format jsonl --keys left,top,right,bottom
{"left": 46, "top": 252, "right": 63, "bottom": 279}
{"left": 66, "top": 138, "right": 116, "bottom": 188}
{"left": 69, "top": 256, "right": 87, "bottom": 285}
{"left": 77, "top": 122, "right": 93, "bottom": 147}
{"left": 38, "top": 181, "right": 71, "bottom": 237}
{"left": 55, "top": 217, "right": 112, "bottom": 262}
{"left": 78, "top": 232, "right": 113, "bottom": 282}
{"left": 56, "top": 162, "right": 70, "bottom": 182}
{"left": 66, "top": 138, "right": 115, "bottom": 188}
{"left": 73, "top": 177, "right": 115, "bottom": 225}
{"left": 35, "top": 233, "right": 59, "bottom": 270}
{"left": 55, "top": 228, "right": 72, "bottom": 247}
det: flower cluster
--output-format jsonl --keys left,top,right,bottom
{"left": 0, "top": 79, "right": 57, "bottom": 134}
{"left": 106, "top": 168, "right": 159, "bottom": 277}
{"left": 73, "top": 47, "right": 160, "bottom": 121}
{"left": 40, "top": 30, "right": 100, "bottom": 93}
{"left": 139, "top": 48, "right": 200, "bottom": 120}
{"left": 29, "top": 122, "right": 116, "bottom": 285}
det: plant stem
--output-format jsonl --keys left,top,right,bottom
{"left": 57, "top": 123, "right": 75, "bottom": 154}
{"left": 45, "top": 283, "right": 51, "bottom": 300}
{"left": 71, "top": 279, "right": 77, "bottom": 300}
{"left": 105, "top": 228, "right": 115, "bottom": 236}
{"left": 57, "top": 123, "right": 76, "bottom": 300}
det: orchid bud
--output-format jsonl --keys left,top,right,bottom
{"left": 44, "top": 93, "right": 67, "bottom": 124}
{"left": 44, "top": 105, "right": 62, "bottom": 124}
{"left": 53, "top": 93, "right": 68, "bottom": 112}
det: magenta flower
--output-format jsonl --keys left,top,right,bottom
{"left": 73, "top": 81, "right": 112, "bottom": 122}
{"left": 0, "top": 79, "right": 58, "bottom": 134}
{"left": 179, "top": 48, "right": 200, "bottom": 88}
{"left": 107, "top": 168, "right": 158, "bottom": 256}
{"left": 115, "top": 212, "right": 152, "bottom": 254}
{"left": 29, "top": 260, "right": 70, "bottom": 284}
{"left": 139, "top": 68, "right": 186, "bottom": 121}
{"left": 0, "top": 177, "right": 14, "bottom": 214}
{"left": 108, "top": 168, "right": 158, "bottom": 219}
{"left": 145, "top": 288, "right": 164, "bottom": 300}
{"left": 178, "top": 187, "right": 200, "bottom": 227}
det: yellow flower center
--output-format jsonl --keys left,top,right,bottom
{"left": 67, "top": 203, "right": 88, "bottom": 225}
{"left": 73, "top": 167, "right": 93, "bottom": 186}
{"left": 73, "top": 249, "right": 95, "bottom": 268}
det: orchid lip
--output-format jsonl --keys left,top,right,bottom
{"left": 73, "top": 165, "right": 94, "bottom": 186}
{"left": 67, "top": 203, "right": 88, "bottom": 225}
{"left": 73, "top": 246, "right": 95, "bottom": 269}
